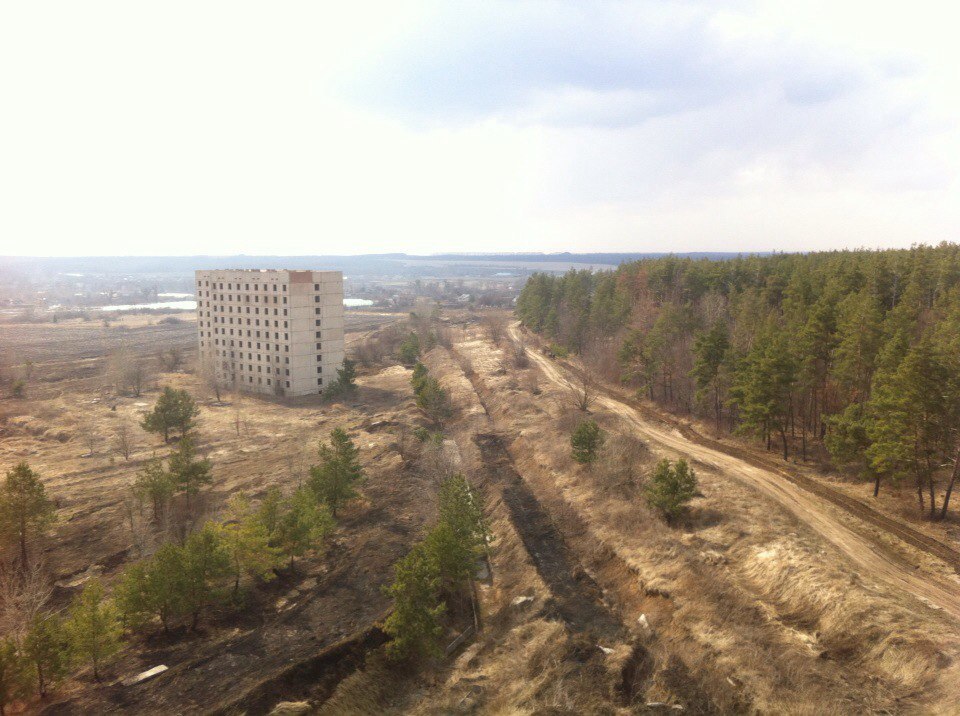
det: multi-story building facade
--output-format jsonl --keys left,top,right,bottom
{"left": 195, "top": 269, "right": 344, "bottom": 398}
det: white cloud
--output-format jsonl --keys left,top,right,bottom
{"left": 0, "top": 0, "right": 957, "bottom": 256}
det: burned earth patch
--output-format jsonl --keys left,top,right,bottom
{"left": 473, "top": 433, "right": 623, "bottom": 643}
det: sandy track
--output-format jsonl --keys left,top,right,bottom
{"left": 512, "top": 325, "right": 960, "bottom": 623}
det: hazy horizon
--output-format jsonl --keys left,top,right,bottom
{"left": 2, "top": 2, "right": 958, "bottom": 256}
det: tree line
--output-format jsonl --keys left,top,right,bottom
{"left": 516, "top": 243, "right": 960, "bottom": 519}
{"left": 383, "top": 473, "right": 487, "bottom": 660}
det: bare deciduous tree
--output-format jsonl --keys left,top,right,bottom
{"left": 0, "top": 559, "right": 52, "bottom": 640}
{"left": 108, "top": 347, "right": 148, "bottom": 397}
{"left": 512, "top": 338, "right": 529, "bottom": 368}
{"left": 200, "top": 353, "right": 224, "bottom": 403}
{"left": 122, "top": 491, "right": 153, "bottom": 558}
{"left": 79, "top": 421, "right": 101, "bottom": 457}
{"left": 418, "top": 435, "right": 459, "bottom": 485}
{"left": 596, "top": 433, "right": 649, "bottom": 492}
{"left": 571, "top": 372, "right": 595, "bottom": 412}
{"left": 158, "top": 347, "right": 183, "bottom": 373}
{"left": 286, "top": 436, "right": 309, "bottom": 488}
{"left": 352, "top": 325, "right": 406, "bottom": 367}
{"left": 113, "top": 419, "right": 133, "bottom": 461}
{"left": 483, "top": 313, "right": 508, "bottom": 346}
{"left": 232, "top": 390, "right": 245, "bottom": 438}
{"left": 394, "top": 424, "right": 423, "bottom": 466}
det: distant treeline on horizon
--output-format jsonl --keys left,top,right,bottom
{"left": 2, "top": 251, "right": 766, "bottom": 276}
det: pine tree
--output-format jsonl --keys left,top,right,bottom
{"left": 571, "top": 420, "right": 604, "bottom": 464}
{"left": 437, "top": 473, "right": 487, "bottom": 554}
{"left": 180, "top": 524, "right": 231, "bottom": 630}
{"left": 308, "top": 428, "right": 364, "bottom": 516}
{"left": 115, "top": 543, "right": 186, "bottom": 633}
{"left": 22, "top": 612, "right": 68, "bottom": 696}
{"left": 831, "top": 287, "right": 884, "bottom": 404}
{"left": 691, "top": 319, "right": 730, "bottom": 431}
{"left": 397, "top": 333, "right": 421, "bottom": 365}
{"left": 414, "top": 377, "right": 452, "bottom": 425}
{"left": 825, "top": 402, "right": 877, "bottom": 492}
{"left": 275, "top": 488, "right": 334, "bottom": 570}
{"left": 382, "top": 543, "right": 444, "bottom": 661}
{"left": 132, "top": 456, "right": 175, "bottom": 523}
{"left": 256, "top": 487, "right": 283, "bottom": 539}
{"left": 66, "top": 581, "right": 122, "bottom": 681}
{"left": 0, "top": 463, "right": 56, "bottom": 574}
{"left": 168, "top": 436, "right": 213, "bottom": 496}
{"left": 644, "top": 459, "right": 698, "bottom": 523}
{"left": 141, "top": 386, "right": 199, "bottom": 442}
{"left": 865, "top": 338, "right": 953, "bottom": 517}
{"left": 730, "top": 329, "right": 797, "bottom": 460}
{"left": 336, "top": 359, "right": 357, "bottom": 390}
{"left": 323, "top": 359, "right": 358, "bottom": 399}
{"left": 411, "top": 362, "right": 429, "bottom": 393}
{"left": 0, "top": 638, "right": 25, "bottom": 716}
{"left": 218, "top": 492, "right": 279, "bottom": 595}
{"left": 425, "top": 474, "right": 487, "bottom": 593}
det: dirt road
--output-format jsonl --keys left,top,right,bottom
{"left": 512, "top": 325, "right": 960, "bottom": 622}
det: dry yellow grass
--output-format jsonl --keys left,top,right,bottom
{"left": 446, "top": 324, "right": 960, "bottom": 714}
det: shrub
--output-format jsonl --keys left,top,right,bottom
{"left": 644, "top": 459, "right": 698, "bottom": 523}
{"left": 323, "top": 359, "right": 358, "bottom": 400}
{"left": 0, "top": 637, "right": 26, "bottom": 712}
{"left": 571, "top": 420, "right": 604, "bottom": 464}
{"left": 397, "top": 333, "right": 421, "bottom": 365}
{"left": 411, "top": 363, "right": 452, "bottom": 425}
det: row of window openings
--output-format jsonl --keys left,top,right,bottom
{"left": 199, "top": 294, "right": 286, "bottom": 305}
{"left": 198, "top": 308, "right": 286, "bottom": 320}
{"left": 218, "top": 372, "right": 325, "bottom": 388}
{"left": 227, "top": 378, "right": 325, "bottom": 388}
{"left": 207, "top": 319, "right": 287, "bottom": 340}
{"left": 201, "top": 326, "right": 323, "bottom": 339}
{"left": 208, "top": 331, "right": 323, "bottom": 344}
{"left": 210, "top": 339, "right": 323, "bottom": 351}
{"left": 200, "top": 302, "right": 287, "bottom": 314}
{"left": 197, "top": 306, "right": 326, "bottom": 322}
{"left": 206, "top": 311, "right": 288, "bottom": 328}
{"left": 202, "top": 325, "right": 325, "bottom": 339}
{"left": 219, "top": 362, "right": 325, "bottom": 374}
{"left": 200, "top": 281, "right": 284, "bottom": 292}
{"left": 215, "top": 349, "right": 324, "bottom": 361}
{"left": 199, "top": 281, "right": 330, "bottom": 293}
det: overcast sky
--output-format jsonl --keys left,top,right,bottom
{"left": 1, "top": 1, "right": 957, "bottom": 256}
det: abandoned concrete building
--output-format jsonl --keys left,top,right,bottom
{"left": 195, "top": 269, "right": 344, "bottom": 397}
